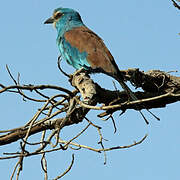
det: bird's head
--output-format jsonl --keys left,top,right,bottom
{"left": 44, "top": 8, "right": 83, "bottom": 32}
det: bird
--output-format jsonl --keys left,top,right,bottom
{"left": 44, "top": 7, "right": 138, "bottom": 102}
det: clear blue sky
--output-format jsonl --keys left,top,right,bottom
{"left": 0, "top": 0, "right": 180, "bottom": 179}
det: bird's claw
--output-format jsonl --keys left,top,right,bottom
{"left": 74, "top": 68, "right": 87, "bottom": 76}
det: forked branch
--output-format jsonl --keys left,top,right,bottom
{"left": 0, "top": 66, "right": 180, "bottom": 179}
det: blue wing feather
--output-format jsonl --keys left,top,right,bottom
{"left": 57, "top": 37, "right": 90, "bottom": 70}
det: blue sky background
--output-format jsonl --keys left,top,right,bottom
{"left": 0, "top": 0, "right": 180, "bottom": 179}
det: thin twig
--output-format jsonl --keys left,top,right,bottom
{"left": 0, "top": 134, "right": 147, "bottom": 162}
{"left": 110, "top": 115, "right": 117, "bottom": 134}
{"left": 41, "top": 153, "right": 48, "bottom": 180}
{"left": 61, "top": 122, "right": 91, "bottom": 149}
{"left": 85, "top": 117, "right": 107, "bottom": 164}
{"left": 57, "top": 56, "right": 70, "bottom": 78}
{"left": 0, "top": 84, "right": 74, "bottom": 96}
{"left": 171, "top": 0, "right": 180, "bottom": 10}
{"left": 53, "top": 154, "right": 75, "bottom": 180}
{"left": 10, "top": 161, "right": 19, "bottom": 180}
{"left": 75, "top": 91, "right": 176, "bottom": 111}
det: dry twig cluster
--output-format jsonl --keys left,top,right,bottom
{"left": 0, "top": 62, "right": 180, "bottom": 179}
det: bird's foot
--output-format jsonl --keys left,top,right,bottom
{"left": 69, "top": 68, "right": 87, "bottom": 84}
{"left": 74, "top": 68, "right": 87, "bottom": 76}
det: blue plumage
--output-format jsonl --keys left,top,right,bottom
{"left": 44, "top": 7, "right": 138, "bottom": 102}
{"left": 57, "top": 36, "right": 89, "bottom": 70}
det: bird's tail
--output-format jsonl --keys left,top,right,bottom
{"left": 115, "top": 75, "right": 160, "bottom": 124}
{"left": 117, "top": 78, "right": 138, "bottom": 101}
{"left": 117, "top": 78, "right": 150, "bottom": 124}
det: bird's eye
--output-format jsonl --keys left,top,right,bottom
{"left": 54, "top": 12, "right": 63, "bottom": 19}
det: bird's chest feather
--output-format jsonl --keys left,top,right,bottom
{"left": 57, "top": 36, "right": 90, "bottom": 70}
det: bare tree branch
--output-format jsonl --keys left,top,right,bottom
{"left": 53, "top": 154, "right": 75, "bottom": 180}
{"left": 1, "top": 66, "right": 180, "bottom": 179}
{"left": 1, "top": 68, "right": 180, "bottom": 146}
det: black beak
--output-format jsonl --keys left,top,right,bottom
{"left": 44, "top": 17, "right": 54, "bottom": 24}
